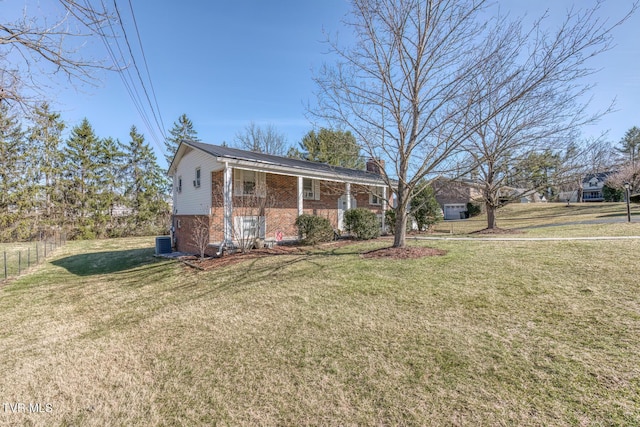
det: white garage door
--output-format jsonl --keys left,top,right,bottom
{"left": 444, "top": 204, "right": 467, "bottom": 220}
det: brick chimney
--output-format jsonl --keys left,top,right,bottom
{"left": 366, "top": 158, "right": 385, "bottom": 174}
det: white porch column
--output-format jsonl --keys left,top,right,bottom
{"left": 223, "top": 163, "right": 233, "bottom": 244}
{"left": 297, "top": 176, "right": 304, "bottom": 216}
{"left": 345, "top": 182, "right": 352, "bottom": 210}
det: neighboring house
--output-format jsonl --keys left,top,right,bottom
{"left": 433, "top": 177, "right": 546, "bottom": 219}
{"left": 503, "top": 187, "right": 547, "bottom": 204}
{"left": 432, "top": 177, "right": 483, "bottom": 220}
{"left": 168, "top": 141, "right": 391, "bottom": 254}
{"left": 581, "top": 172, "right": 615, "bottom": 202}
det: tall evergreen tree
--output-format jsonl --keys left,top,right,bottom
{"left": 618, "top": 126, "right": 640, "bottom": 170}
{"left": 28, "top": 103, "right": 65, "bottom": 221}
{"left": 0, "top": 104, "right": 27, "bottom": 239}
{"left": 92, "top": 137, "right": 125, "bottom": 235}
{"left": 164, "top": 114, "right": 200, "bottom": 167}
{"left": 62, "top": 118, "right": 102, "bottom": 232}
{"left": 123, "top": 125, "right": 169, "bottom": 233}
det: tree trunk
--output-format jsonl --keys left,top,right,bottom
{"left": 486, "top": 202, "right": 497, "bottom": 229}
{"left": 392, "top": 205, "right": 408, "bottom": 248}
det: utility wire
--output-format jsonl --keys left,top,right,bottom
{"left": 84, "top": 0, "right": 149, "bottom": 131}
{"left": 86, "top": 0, "right": 165, "bottom": 153}
{"left": 126, "top": 0, "right": 166, "bottom": 135}
{"left": 113, "top": 0, "right": 165, "bottom": 147}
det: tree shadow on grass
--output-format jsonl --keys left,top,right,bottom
{"left": 51, "top": 247, "right": 164, "bottom": 276}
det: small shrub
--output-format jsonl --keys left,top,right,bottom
{"left": 384, "top": 209, "right": 397, "bottom": 233}
{"left": 295, "top": 214, "right": 334, "bottom": 245}
{"left": 466, "top": 202, "right": 482, "bottom": 217}
{"left": 344, "top": 208, "right": 380, "bottom": 240}
{"left": 410, "top": 183, "right": 442, "bottom": 231}
{"left": 603, "top": 185, "right": 624, "bottom": 202}
{"left": 384, "top": 209, "right": 412, "bottom": 234}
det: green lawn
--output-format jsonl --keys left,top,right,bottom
{"left": 433, "top": 202, "right": 640, "bottom": 237}
{"left": 1, "top": 208, "right": 639, "bottom": 425}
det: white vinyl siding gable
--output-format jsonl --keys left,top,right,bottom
{"left": 172, "top": 148, "right": 220, "bottom": 215}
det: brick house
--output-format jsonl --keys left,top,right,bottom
{"left": 432, "top": 177, "right": 484, "bottom": 220}
{"left": 168, "top": 141, "right": 390, "bottom": 254}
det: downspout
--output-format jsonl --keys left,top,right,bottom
{"left": 219, "top": 162, "right": 233, "bottom": 256}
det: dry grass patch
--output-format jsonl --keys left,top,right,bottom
{"left": 432, "top": 202, "right": 640, "bottom": 237}
{"left": 0, "top": 236, "right": 639, "bottom": 425}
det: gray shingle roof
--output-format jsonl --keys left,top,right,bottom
{"left": 183, "top": 140, "right": 388, "bottom": 184}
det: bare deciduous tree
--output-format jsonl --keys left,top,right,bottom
{"left": 234, "top": 122, "right": 289, "bottom": 156}
{"left": 312, "top": 0, "right": 636, "bottom": 247}
{"left": 1, "top": 1, "right": 114, "bottom": 111}
{"left": 461, "top": 6, "right": 620, "bottom": 229}
{"left": 190, "top": 215, "right": 211, "bottom": 259}
{"left": 607, "top": 161, "right": 640, "bottom": 193}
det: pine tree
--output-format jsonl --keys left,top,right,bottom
{"left": 123, "top": 125, "right": 169, "bottom": 234}
{"left": 62, "top": 118, "right": 102, "bottom": 235}
{"left": 164, "top": 114, "right": 200, "bottom": 167}
{"left": 28, "top": 103, "right": 65, "bottom": 221}
{"left": 298, "top": 129, "right": 364, "bottom": 169}
{"left": 618, "top": 126, "right": 640, "bottom": 170}
{"left": 93, "top": 137, "right": 125, "bottom": 236}
{"left": 0, "top": 104, "right": 27, "bottom": 239}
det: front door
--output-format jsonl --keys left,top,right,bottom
{"left": 337, "top": 195, "right": 357, "bottom": 230}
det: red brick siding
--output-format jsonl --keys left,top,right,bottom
{"left": 210, "top": 171, "right": 225, "bottom": 242}
{"left": 173, "top": 214, "right": 217, "bottom": 256}
{"left": 174, "top": 171, "right": 388, "bottom": 253}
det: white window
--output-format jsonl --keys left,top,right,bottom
{"left": 177, "top": 176, "right": 182, "bottom": 193}
{"left": 194, "top": 168, "right": 201, "bottom": 188}
{"left": 370, "top": 186, "right": 384, "bottom": 205}
{"left": 234, "top": 170, "right": 266, "bottom": 197}
{"left": 303, "top": 178, "right": 320, "bottom": 200}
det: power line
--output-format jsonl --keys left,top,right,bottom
{"left": 85, "top": 0, "right": 167, "bottom": 153}
{"left": 113, "top": 0, "right": 166, "bottom": 147}
{"left": 126, "top": 0, "right": 166, "bottom": 135}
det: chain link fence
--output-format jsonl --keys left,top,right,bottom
{"left": 1, "top": 231, "right": 66, "bottom": 282}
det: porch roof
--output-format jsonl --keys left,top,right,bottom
{"left": 176, "top": 140, "right": 390, "bottom": 186}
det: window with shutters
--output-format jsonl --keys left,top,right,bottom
{"left": 194, "top": 168, "right": 201, "bottom": 188}
{"left": 234, "top": 216, "right": 266, "bottom": 240}
{"left": 234, "top": 170, "right": 266, "bottom": 197}
{"left": 302, "top": 178, "right": 320, "bottom": 200}
{"left": 369, "top": 186, "right": 384, "bottom": 205}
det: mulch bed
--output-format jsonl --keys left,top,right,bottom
{"left": 360, "top": 246, "right": 446, "bottom": 259}
{"left": 181, "top": 245, "right": 305, "bottom": 270}
{"left": 179, "top": 238, "right": 446, "bottom": 271}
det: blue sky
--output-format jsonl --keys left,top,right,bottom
{"left": 17, "top": 0, "right": 640, "bottom": 169}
